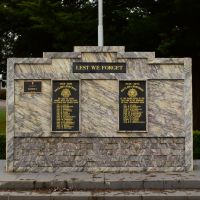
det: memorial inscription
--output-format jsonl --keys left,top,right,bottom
{"left": 73, "top": 62, "right": 126, "bottom": 73}
{"left": 119, "top": 81, "right": 146, "bottom": 131}
{"left": 24, "top": 81, "right": 42, "bottom": 93}
{"left": 52, "top": 80, "right": 79, "bottom": 131}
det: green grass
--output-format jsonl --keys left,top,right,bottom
{"left": 0, "top": 109, "right": 6, "bottom": 135}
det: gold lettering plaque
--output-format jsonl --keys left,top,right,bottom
{"left": 52, "top": 80, "right": 79, "bottom": 131}
{"left": 119, "top": 81, "right": 146, "bottom": 131}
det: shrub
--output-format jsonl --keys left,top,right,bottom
{"left": 0, "top": 135, "right": 6, "bottom": 159}
{"left": 193, "top": 130, "right": 200, "bottom": 159}
{"left": 0, "top": 90, "right": 6, "bottom": 100}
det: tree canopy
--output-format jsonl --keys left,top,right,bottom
{"left": 0, "top": 0, "right": 200, "bottom": 129}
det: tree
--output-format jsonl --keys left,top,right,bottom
{"left": 0, "top": 0, "right": 200, "bottom": 129}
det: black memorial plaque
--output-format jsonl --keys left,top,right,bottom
{"left": 73, "top": 62, "right": 126, "bottom": 73}
{"left": 24, "top": 81, "right": 42, "bottom": 93}
{"left": 52, "top": 80, "right": 79, "bottom": 131}
{"left": 119, "top": 81, "right": 146, "bottom": 131}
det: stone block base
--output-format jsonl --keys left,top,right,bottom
{"left": 13, "top": 137, "right": 185, "bottom": 172}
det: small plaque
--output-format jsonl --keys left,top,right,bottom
{"left": 24, "top": 81, "right": 42, "bottom": 93}
{"left": 52, "top": 80, "right": 79, "bottom": 131}
{"left": 119, "top": 81, "right": 146, "bottom": 131}
{"left": 73, "top": 62, "right": 126, "bottom": 73}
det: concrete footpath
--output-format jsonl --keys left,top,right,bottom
{"left": 1, "top": 160, "right": 200, "bottom": 199}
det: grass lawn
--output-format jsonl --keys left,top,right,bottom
{"left": 0, "top": 108, "right": 6, "bottom": 135}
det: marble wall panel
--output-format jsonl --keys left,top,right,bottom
{"left": 14, "top": 60, "right": 184, "bottom": 80}
{"left": 81, "top": 80, "right": 118, "bottom": 136}
{"left": 14, "top": 80, "right": 51, "bottom": 136}
{"left": 14, "top": 79, "right": 184, "bottom": 138}
{"left": 148, "top": 80, "right": 184, "bottom": 137}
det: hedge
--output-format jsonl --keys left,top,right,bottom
{"left": 0, "top": 135, "right": 6, "bottom": 159}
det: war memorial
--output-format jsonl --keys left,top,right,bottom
{"left": 0, "top": 0, "right": 198, "bottom": 198}
{"left": 6, "top": 46, "right": 192, "bottom": 172}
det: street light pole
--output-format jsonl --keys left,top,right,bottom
{"left": 98, "top": 0, "right": 104, "bottom": 46}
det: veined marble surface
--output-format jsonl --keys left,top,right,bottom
{"left": 14, "top": 79, "right": 185, "bottom": 138}
{"left": 81, "top": 80, "right": 118, "bottom": 136}
{"left": 14, "top": 80, "right": 51, "bottom": 136}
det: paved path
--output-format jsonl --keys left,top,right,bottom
{"left": 1, "top": 160, "right": 200, "bottom": 199}
{"left": 1, "top": 190, "right": 200, "bottom": 200}
{"left": 1, "top": 160, "right": 200, "bottom": 190}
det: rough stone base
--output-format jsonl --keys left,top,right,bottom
{"left": 13, "top": 137, "right": 185, "bottom": 172}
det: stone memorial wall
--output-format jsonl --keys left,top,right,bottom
{"left": 6, "top": 46, "right": 192, "bottom": 172}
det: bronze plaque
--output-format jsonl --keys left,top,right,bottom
{"left": 119, "top": 81, "right": 146, "bottom": 131}
{"left": 52, "top": 80, "right": 79, "bottom": 131}
{"left": 24, "top": 81, "right": 42, "bottom": 93}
